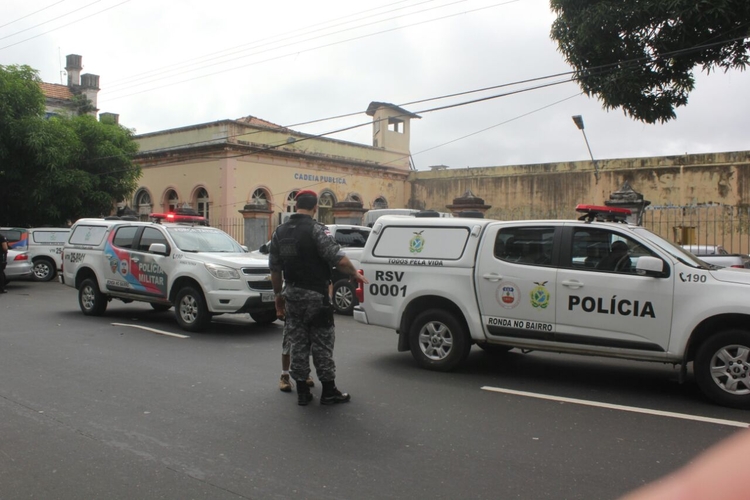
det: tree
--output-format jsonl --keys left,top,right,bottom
{"left": 550, "top": 0, "right": 750, "bottom": 123}
{"left": 0, "top": 64, "right": 141, "bottom": 227}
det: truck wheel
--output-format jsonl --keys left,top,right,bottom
{"left": 695, "top": 329, "right": 750, "bottom": 409}
{"left": 150, "top": 303, "right": 171, "bottom": 312}
{"left": 409, "top": 309, "right": 471, "bottom": 371}
{"left": 33, "top": 258, "right": 56, "bottom": 281}
{"left": 332, "top": 280, "right": 356, "bottom": 315}
{"left": 250, "top": 310, "right": 277, "bottom": 325}
{"left": 174, "top": 286, "right": 210, "bottom": 332}
{"left": 79, "top": 278, "right": 107, "bottom": 316}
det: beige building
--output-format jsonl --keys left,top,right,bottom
{"left": 132, "top": 102, "right": 421, "bottom": 249}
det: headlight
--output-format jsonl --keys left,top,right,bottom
{"left": 204, "top": 263, "right": 240, "bottom": 280}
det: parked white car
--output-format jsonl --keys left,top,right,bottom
{"left": 28, "top": 227, "right": 70, "bottom": 281}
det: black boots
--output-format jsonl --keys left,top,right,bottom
{"left": 296, "top": 381, "right": 313, "bottom": 406}
{"left": 320, "top": 380, "right": 351, "bottom": 405}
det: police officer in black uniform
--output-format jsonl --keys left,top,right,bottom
{"left": 269, "top": 190, "right": 368, "bottom": 406}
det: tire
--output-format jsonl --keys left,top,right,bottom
{"left": 174, "top": 286, "right": 210, "bottom": 332}
{"left": 250, "top": 310, "right": 278, "bottom": 325}
{"left": 32, "top": 258, "right": 56, "bottom": 282}
{"left": 695, "top": 329, "right": 750, "bottom": 409}
{"left": 332, "top": 280, "right": 356, "bottom": 315}
{"left": 409, "top": 309, "right": 471, "bottom": 371}
{"left": 79, "top": 278, "right": 107, "bottom": 316}
{"left": 478, "top": 343, "right": 513, "bottom": 355}
{"left": 150, "top": 303, "right": 171, "bottom": 312}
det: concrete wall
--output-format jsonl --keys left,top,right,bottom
{"left": 409, "top": 151, "right": 750, "bottom": 220}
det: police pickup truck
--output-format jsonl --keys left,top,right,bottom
{"left": 61, "top": 218, "right": 277, "bottom": 332}
{"left": 353, "top": 206, "right": 750, "bottom": 408}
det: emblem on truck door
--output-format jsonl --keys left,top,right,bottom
{"left": 409, "top": 230, "right": 425, "bottom": 254}
{"left": 530, "top": 281, "right": 550, "bottom": 309}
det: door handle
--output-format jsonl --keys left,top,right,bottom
{"left": 483, "top": 273, "right": 503, "bottom": 282}
{"left": 561, "top": 280, "right": 583, "bottom": 289}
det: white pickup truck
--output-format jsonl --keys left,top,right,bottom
{"left": 62, "top": 218, "right": 277, "bottom": 332}
{"left": 353, "top": 206, "right": 750, "bottom": 408}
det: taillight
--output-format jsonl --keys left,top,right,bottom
{"left": 14, "top": 253, "right": 29, "bottom": 261}
{"left": 731, "top": 264, "right": 744, "bottom": 268}
{"left": 355, "top": 269, "right": 364, "bottom": 303}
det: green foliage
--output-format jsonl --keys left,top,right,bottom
{"left": 550, "top": 0, "right": 750, "bottom": 123}
{"left": 0, "top": 64, "right": 141, "bottom": 227}
{"left": 70, "top": 94, "right": 97, "bottom": 116}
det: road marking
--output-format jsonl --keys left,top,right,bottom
{"left": 481, "top": 386, "right": 749, "bottom": 428}
{"left": 111, "top": 323, "right": 189, "bottom": 339}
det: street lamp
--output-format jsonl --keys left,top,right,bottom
{"left": 572, "top": 115, "right": 600, "bottom": 182}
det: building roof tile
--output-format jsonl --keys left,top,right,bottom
{"left": 40, "top": 82, "right": 74, "bottom": 100}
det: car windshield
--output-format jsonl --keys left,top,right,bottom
{"left": 166, "top": 226, "right": 243, "bottom": 253}
{"left": 632, "top": 227, "right": 709, "bottom": 268}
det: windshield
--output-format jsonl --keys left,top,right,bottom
{"left": 632, "top": 227, "right": 709, "bottom": 268}
{"left": 166, "top": 226, "right": 243, "bottom": 253}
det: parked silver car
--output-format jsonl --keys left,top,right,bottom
{"left": 5, "top": 249, "right": 33, "bottom": 281}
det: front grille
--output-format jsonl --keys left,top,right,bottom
{"left": 242, "top": 267, "right": 271, "bottom": 275}
{"left": 242, "top": 267, "right": 272, "bottom": 291}
{"left": 248, "top": 281, "right": 273, "bottom": 291}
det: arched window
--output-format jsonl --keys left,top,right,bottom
{"left": 373, "top": 196, "right": 388, "bottom": 209}
{"left": 134, "top": 189, "right": 152, "bottom": 221}
{"left": 349, "top": 194, "right": 362, "bottom": 203}
{"left": 195, "top": 188, "right": 210, "bottom": 221}
{"left": 164, "top": 189, "right": 179, "bottom": 211}
{"left": 251, "top": 188, "right": 270, "bottom": 207}
{"left": 318, "top": 191, "right": 336, "bottom": 224}
{"left": 286, "top": 191, "right": 299, "bottom": 213}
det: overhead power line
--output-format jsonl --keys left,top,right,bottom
{"left": 102, "top": 0, "right": 524, "bottom": 100}
{"left": 0, "top": 0, "right": 66, "bottom": 30}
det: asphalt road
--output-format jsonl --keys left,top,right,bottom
{"left": 1, "top": 280, "right": 748, "bottom": 499}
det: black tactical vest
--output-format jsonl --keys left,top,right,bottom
{"left": 275, "top": 215, "right": 332, "bottom": 295}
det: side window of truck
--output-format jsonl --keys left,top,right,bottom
{"left": 568, "top": 228, "right": 658, "bottom": 273}
{"left": 137, "top": 227, "right": 169, "bottom": 253}
{"left": 112, "top": 226, "right": 138, "bottom": 249}
{"left": 494, "top": 227, "right": 555, "bottom": 266}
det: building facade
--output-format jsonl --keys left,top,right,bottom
{"left": 132, "top": 103, "right": 421, "bottom": 249}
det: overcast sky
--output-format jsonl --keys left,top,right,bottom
{"left": 3, "top": 0, "right": 749, "bottom": 171}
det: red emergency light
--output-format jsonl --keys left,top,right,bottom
{"left": 150, "top": 212, "right": 209, "bottom": 225}
{"left": 575, "top": 204, "right": 631, "bottom": 223}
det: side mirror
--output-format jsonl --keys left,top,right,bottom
{"left": 241, "top": 245, "right": 249, "bottom": 253}
{"left": 259, "top": 243, "right": 269, "bottom": 254}
{"left": 635, "top": 256, "right": 666, "bottom": 277}
{"left": 149, "top": 243, "right": 168, "bottom": 255}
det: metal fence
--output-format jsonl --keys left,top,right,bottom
{"left": 642, "top": 205, "right": 750, "bottom": 254}
{"left": 212, "top": 218, "right": 244, "bottom": 244}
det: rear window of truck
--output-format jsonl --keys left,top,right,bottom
{"left": 372, "top": 226, "right": 470, "bottom": 260}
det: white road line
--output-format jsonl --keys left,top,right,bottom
{"left": 481, "top": 386, "right": 749, "bottom": 428}
{"left": 111, "top": 323, "right": 190, "bottom": 339}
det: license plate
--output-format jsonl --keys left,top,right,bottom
{"left": 261, "top": 292, "right": 274, "bottom": 302}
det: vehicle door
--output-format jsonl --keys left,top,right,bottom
{"left": 103, "top": 225, "right": 141, "bottom": 294}
{"left": 555, "top": 224, "right": 674, "bottom": 353}
{"left": 126, "top": 227, "right": 171, "bottom": 298}
{"left": 476, "top": 223, "right": 559, "bottom": 342}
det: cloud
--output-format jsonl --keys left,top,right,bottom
{"left": 2, "top": 0, "right": 747, "bottom": 170}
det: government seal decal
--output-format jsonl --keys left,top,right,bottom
{"left": 409, "top": 230, "right": 425, "bottom": 254}
{"left": 496, "top": 281, "right": 520, "bottom": 309}
{"left": 530, "top": 281, "right": 550, "bottom": 309}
